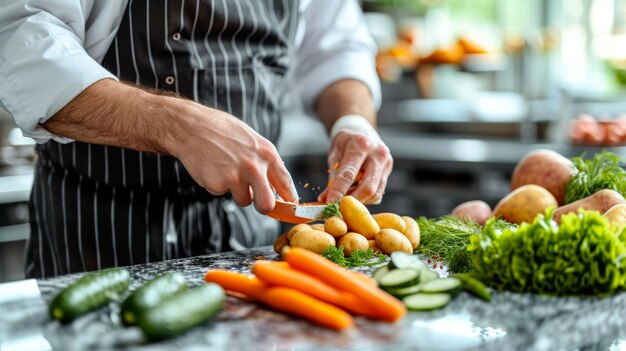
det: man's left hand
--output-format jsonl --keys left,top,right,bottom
{"left": 318, "top": 118, "right": 393, "bottom": 205}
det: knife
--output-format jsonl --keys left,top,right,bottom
{"left": 267, "top": 200, "right": 328, "bottom": 224}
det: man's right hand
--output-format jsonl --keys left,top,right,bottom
{"left": 163, "top": 96, "right": 299, "bottom": 213}
{"left": 44, "top": 79, "right": 298, "bottom": 214}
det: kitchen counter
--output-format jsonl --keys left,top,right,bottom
{"left": 1, "top": 247, "right": 626, "bottom": 351}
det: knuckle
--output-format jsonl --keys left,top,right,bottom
{"left": 354, "top": 134, "right": 370, "bottom": 148}
{"left": 361, "top": 183, "right": 378, "bottom": 198}
{"left": 242, "top": 157, "right": 260, "bottom": 175}
{"left": 336, "top": 165, "right": 359, "bottom": 183}
{"left": 376, "top": 145, "right": 391, "bottom": 158}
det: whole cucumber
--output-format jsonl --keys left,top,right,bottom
{"left": 49, "top": 267, "right": 131, "bottom": 323}
{"left": 451, "top": 273, "right": 491, "bottom": 301}
{"left": 121, "top": 272, "right": 188, "bottom": 325}
{"left": 138, "top": 283, "right": 225, "bottom": 341}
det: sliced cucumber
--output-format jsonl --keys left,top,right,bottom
{"left": 385, "top": 283, "right": 423, "bottom": 298}
{"left": 421, "top": 277, "right": 463, "bottom": 296}
{"left": 451, "top": 273, "right": 491, "bottom": 302}
{"left": 121, "top": 272, "right": 188, "bottom": 326}
{"left": 388, "top": 252, "right": 427, "bottom": 270}
{"left": 418, "top": 270, "right": 440, "bottom": 284}
{"left": 403, "top": 293, "right": 451, "bottom": 311}
{"left": 378, "top": 269, "right": 420, "bottom": 289}
{"left": 372, "top": 265, "right": 390, "bottom": 285}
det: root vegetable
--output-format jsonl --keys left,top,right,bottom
{"left": 273, "top": 233, "right": 289, "bottom": 254}
{"left": 337, "top": 233, "right": 369, "bottom": 257}
{"left": 372, "top": 213, "right": 406, "bottom": 232}
{"left": 324, "top": 216, "right": 348, "bottom": 238}
{"left": 553, "top": 189, "right": 626, "bottom": 223}
{"left": 493, "top": 184, "right": 558, "bottom": 224}
{"left": 339, "top": 196, "right": 380, "bottom": 239}
{"left": 286, "top": 224, "right": 311, "bottom": 241}
{"left": 401, "top": 216, "right": 421, "bottom": 249}
{"left": 603, "top": 204, "right": 626, "bottom": 229}
{"left": 290, "top": 229, "right": 336, "bottom": 254}
{"left": 451, "top": 200, "right": 492, "bottom": 225}
{"left": 510, "top": 149, "right": 576, "bottom": 205}
{"left": 375, "top": 228, "right": 413, "bottom": 255}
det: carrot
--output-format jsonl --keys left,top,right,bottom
{"left": 252, "top": 261, "right": 382, "bottom": 319}
{"left": 204, "top": 270, "right": 266, "bottom": 298}
{"left": 351, "top": 271, "right": 378, "bottom": 287}
{"left": 257, "top": 287, "right": 354, "bottom": 331}
{"left": 283, "top": 247, "right": 406, "bottom": 322}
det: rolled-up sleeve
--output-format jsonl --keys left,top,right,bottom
{"left": 0, "top": 1, "right": 116, "bottom": 143}
{"left": 295, "top": 0, "right": 381, "bottom": 112}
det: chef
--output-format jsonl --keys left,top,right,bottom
{"left": 0, "top": 0, "right": 393, "bottom": 278}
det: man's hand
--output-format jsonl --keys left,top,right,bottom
{"left": 166, "top": 100, "right": 298, "bottom": 213}
{"left": 314, "top": 79, "right": 392, "bottom": 205}
{"left": 318, "top": 119, "right": 392, "bottom": 204}
{"left": 44, "top": 79, "right": 298, "bottom": 214}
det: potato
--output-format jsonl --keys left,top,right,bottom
{"left": 324, "top": 216, "right": 348, "bottom": 238}
{"left": 290, "top": 229, "right": 336, "bottom": 254}
{"left": 273, "top": 233, "right": 289, "bottom": 254}
{"left": 493, "top": 184, "right": 558, "bottom": 224}
{"left": 510, "top": 149, "right": 576, "bottom": 205}
{"left": 375, "top": 228, "right": 413, "bottom": 255}
{"left": 451, "top": 200, "right": 492, "bottom": 225}
{"left": 603, "top": 204, "right": 626, "bottom": 229}
{"left": 401, "top": 216, "right": 420, "bottom": 249}
{"left": 286, "top": 223, "right": 311, "bottom": 241}
{"left": 368, "top": 240, "right": 381, "bottom": 253}
{"left": 553, "top": 189, "right": 626, "bottom": 224}
{"left": 310, "top": 223, "right": 325, "bottom": 232}
{"left": 337, "top": 232, "right": 369, "bottom": 257}
{"left": 373, "top": 213, "right": 406, "bottom": 232}
{"left": 340, "top": 195, "right": 380, "bottom": 239}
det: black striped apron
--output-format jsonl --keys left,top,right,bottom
{"left": 26, "top": 0, "right": 300, "bottom": 278}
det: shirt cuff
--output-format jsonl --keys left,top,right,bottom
{"left": 298, "top": 52, "right": 381, "bottom": 114}
{"left": 0, "top": 33, "right": 116, "bottom": 144}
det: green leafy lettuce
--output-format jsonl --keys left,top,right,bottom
{"left": 468, "top": 209, "right": 626, "bottom": 296}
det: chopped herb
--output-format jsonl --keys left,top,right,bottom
{"left": 321, "top": 245, "right": 387, "bottom": 268}
{"left": 321, "top": 202, "right": 342, "bottom": 220}
{"left": 565, "top": 150, "right": 626, "bottom": 204}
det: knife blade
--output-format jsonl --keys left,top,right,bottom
{"left": 267, "top": 200, "right": 327, "bottom": 224}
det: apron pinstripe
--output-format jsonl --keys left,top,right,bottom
{"left": 26, "top": 0, "right": 300, "bottom": 278}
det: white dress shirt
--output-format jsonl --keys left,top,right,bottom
{"left": 0, "top": 0, "right": 380, "bottom": 143}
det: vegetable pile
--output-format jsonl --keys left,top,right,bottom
{"left": 205, "top": 247, "right": 407, "bottom": 331}
{"left": 469, "top": 209, "right": 626, "bottom": 296}
{"left": 274, "top": 195, "right": 420, "bottom": 264}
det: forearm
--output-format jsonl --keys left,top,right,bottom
{"left": 43, "top": 78, "right": 186, "bottom": 155}
{"left": 315, "top": 79, "right": 376, "bottom": 132}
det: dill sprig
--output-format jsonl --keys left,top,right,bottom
{"left": 416, "top": 215, "right": 515, "bottom": 273}
{"left": 321, "top": 245, "right": 387, "bottom": 268}
{"left": 565, "top": 150, "right": 626, "bottom": 204}
{"left": 321, "top": 202, "right": 342, "bottom": 219}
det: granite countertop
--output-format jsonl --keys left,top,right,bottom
{"left": 1, "top": 247, "right": 626, "bottom": 351}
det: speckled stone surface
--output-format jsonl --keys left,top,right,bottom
{"left": 1, "top": 247, "right": 626, "bottom": 351}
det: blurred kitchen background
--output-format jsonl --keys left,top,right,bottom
{"left": 2, "top": 0, "right": 626, "bottom": 281}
